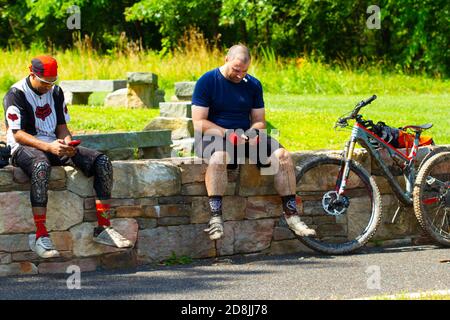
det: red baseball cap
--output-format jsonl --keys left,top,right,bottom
{"left": 29, "top": 55, "right": 58, "bottom": 77}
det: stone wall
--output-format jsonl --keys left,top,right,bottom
{"left": 0, "top": 146, "right": 447, "bottom": 276}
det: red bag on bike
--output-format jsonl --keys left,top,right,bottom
{"left": 397, "top": 130, "right": 433, "bottom": 149}
{"left": 371, "top": 122, "right": 433, "bottom": 149}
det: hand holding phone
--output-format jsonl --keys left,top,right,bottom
{"left": 68, "top": 140, "right": 81, "bottom": 147}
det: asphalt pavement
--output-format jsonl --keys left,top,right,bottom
{"left": 0, "top": 244, "right": 449, "bottom": 300}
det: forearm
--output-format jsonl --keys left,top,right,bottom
{"left": 193, "top": 119, "right": 227, "bottom": 137}
{"left": 56, "top": 125, "right": 72, "bottom": 143}
{"left": 249, "top": 121, "right": 266, "bottom": 130}
{"left": 13, "top": 130, "right": 51, "bottom": 152}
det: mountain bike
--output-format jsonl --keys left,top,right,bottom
{"left": 295, "top": 95, "right": 450, "bottom": 254}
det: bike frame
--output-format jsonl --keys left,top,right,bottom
{"left": 337, "top": 121, "right": 422, "bottom": 206}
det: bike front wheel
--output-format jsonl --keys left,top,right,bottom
{"left": 295, "top": 156, "right": 382, "bottom": 254}
{"left": 413, "top": 152, "right": 450, "bottom": 246}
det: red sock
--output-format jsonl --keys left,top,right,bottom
{"left": 34, "top": 214, "right": 48, "bottom": 239}
{"left": 96, "top": 203, "right": 111, "bottom": 227}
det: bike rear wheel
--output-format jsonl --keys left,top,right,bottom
{"left": 295, "top": 156, "right": 382, "bottom": 254}
{"left": 413, "top": 152, "right": 450, "bottom": 246}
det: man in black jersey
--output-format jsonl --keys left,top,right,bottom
{"left": 3, "top": 56, "right": 132, "bottom": 258}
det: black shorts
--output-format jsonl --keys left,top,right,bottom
{"left": 12, "top": 145, "right": 103, "bottom": 178}
{"left": 194, "top": 131, "right": 283, "bottom": 168}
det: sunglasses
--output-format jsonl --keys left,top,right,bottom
{"left": 33, "top": 73, "right": 58, "bottom": 85}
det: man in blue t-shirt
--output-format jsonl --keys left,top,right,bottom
{"left": 192, "top": 44, "right": 316, "bottom": 241}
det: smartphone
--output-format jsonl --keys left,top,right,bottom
{"left": 68, "top": 140, "right": 81, "bottom": 147}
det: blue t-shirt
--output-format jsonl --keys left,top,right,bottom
{"left": 192, "top": 68, "right": 264, "bottom": 130}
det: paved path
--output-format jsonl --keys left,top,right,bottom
{"left": 0, "top": 245, "right": 449, "bottom": 300}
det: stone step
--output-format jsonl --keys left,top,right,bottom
{"left": 171, "top": 138, "right": 195, "bottom": 156}
{"left": 72, "top": 130, "right": 172, "bottom": 151}
{"left": 59, "top": 80, "right": 127, "bottom": 93}
{"left": 174, "top": 81, "right": 196, "bottom": 101}
{"left": 159, "top": 102, "right": 192, "bottom": 118}
{"left": 144, "top": 117, "right": 194, "bottom": 140}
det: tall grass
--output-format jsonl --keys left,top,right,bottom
{"left": 0, "top": 30, "right": 448, "bottom": 95}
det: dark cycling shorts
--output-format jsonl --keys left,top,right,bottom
{"left": 194, "top": 131, "right": 283, "bottom": 168}
{"left": 12, "top": 145, "right": 103, "bottom": 178}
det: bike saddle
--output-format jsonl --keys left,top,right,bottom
{"left": 401, "top": 123, "right": 433, "bottom": 132}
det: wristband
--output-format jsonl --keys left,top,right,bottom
{"left": 228, "top": 132, "right": 239, "bottom": 145}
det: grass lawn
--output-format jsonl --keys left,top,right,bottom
{"left": 368, "top": 290, "right": 450, "bottom": 300}
{"left": 265, "top": 93, "right": 450, "bottom": 151}
{"left": 1, "top": 91, "right": 448, "bottom": 151}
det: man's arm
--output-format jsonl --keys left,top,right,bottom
{"left": 249, "top": 108, "right": 266, "bottom": 130}
{"left": 13, "top": 129, "right": 73, "bottom": 157}
{"left": 55, "top": 124, "right": 72, "bottom": 144}
{"left": 192, "top": 105, "right": 227, "bottom": 137}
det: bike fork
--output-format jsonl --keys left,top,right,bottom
{"left": 337, "top": 139, "right": 357, "bottom": 197}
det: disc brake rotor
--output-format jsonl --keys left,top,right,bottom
{"left": 322, "top": 191, "right": 350, "bottom": 216}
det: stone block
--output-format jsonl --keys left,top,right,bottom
{"left": 174, "top": 82, "right": 196, "bottom": 101}
{"left": 141, "top": 146, "right": 172, "bottom": 159}
{"left": 0, "top": 167, "right": 13, "bottom": 188}
{"left": 100, "top": 250, "right": 137, "bottom": 270}
{"left": 111, "top": 161, "right": 181, "bottom": 198}
{"left": 181, "top": 182, "right": 236, "bottom": 196}
{"left": 70, "top": 219, "right": 138, "bottom": 257}
{"left": 245, "top": 196, "right": 282, "bottom": 219}
{"left": 65, "top": 167, "right": 95, "bottom": 197}
{"left": 190, "top": 197, "right": 210, "bottom": 224}
{"left": 0, "top": 190, "right": 83, "bottom": 234}
{"left": 157, "top": 217, "right": 190, "bottom": 226}
{"left": 127, "top": 72, "right": 158, "bottom": 85}
{"left": 0, "top": 262, "right": 37, "bottom": 277}
{"left": 272, "top": 226, "right": 296, "bottom": 241}
{"left": 180, "top": 163, "right": 207, "bottom": 184}
{"left": 0, "top": 252, "right": 12, "bottom": 264}
{"left": 137, "top": 224, "right": 215, "bottom": 262}
{"left": 104, "top": 148, "right": 136, "bottom": 161}
{"left": 115, "top": 206, "right": 144, "bottom": 218}
{"left": 171, "top": 138, "right": 195, "bottom": 156}
{"left": 38, "top": 258, "right": 99, "bottom": 274}
{"left": 371, "top": 194, "right": 421, "bottom": 241}
{"left": 0, "top": 234, "right": 30, "bottom": 253}
{"left": 136, "top": 218, "right": 158, "bottom": 230}
{"left": 238, "top": 164, "right": 277, "bottom": 196}
{"left": 104, "top": 88, "right": 128, "bottom": 107}
{"left": 144, "top": 117, "right": 194, "bottom": 140}
{"left": 160, "top": 102, "right": 192, "bottom": 118}
{"left": 217, "top": 219, "right": 276, "bottom": 256}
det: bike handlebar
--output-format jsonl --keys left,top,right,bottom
{"left": 335, "top": 95, "right": 377, "bottom": 127}
{"left": 352, "top": 95, "right": 377, "bottom": 117}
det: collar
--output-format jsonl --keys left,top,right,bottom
{"left": 26, "top": 76, "right": 44, "bottom": 96}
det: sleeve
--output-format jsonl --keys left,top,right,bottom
{"left": 253, "top": 79, "right": 265, "bottom": 109}
{"left": 3, "top": 89, "right": 26, "bottom": 130}
{"left": 53, "top": 86, "right": 69, "bottom": 124}
{"left": 5, "top": 106, "right": 22, "bottom": 130}
{"left": 192, "top": 73, "right": 212, "bottom": 108}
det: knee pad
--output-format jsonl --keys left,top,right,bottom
{"left": 93, "top": 154, "right": 113, "bottom": 199}
{"left": 30, "top": 161, "right": 51, "bottom": 207}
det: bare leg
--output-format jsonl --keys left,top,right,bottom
{"left": 270, "top": 148, "right": 316, "bottom": 237}
{"left": 205, "top": 151, "right": 229, "bottom": 196}
{"left": 204, "top": 151, "right": 229, "bottom": 240}
{"left": 271, "top": 148, "right": 296, "bottom": 196}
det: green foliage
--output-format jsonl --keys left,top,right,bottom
{"left": 0, "top": 1, "right": 447, "bottom": 76}
{"left": 124, "top": 0, "right": 221, "bottom": 52}
{"left": 0, "top": 74, "right": 17, "bottom": 92}
{"left": 163, "top": 251, "right": 193, "bottom": 266}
